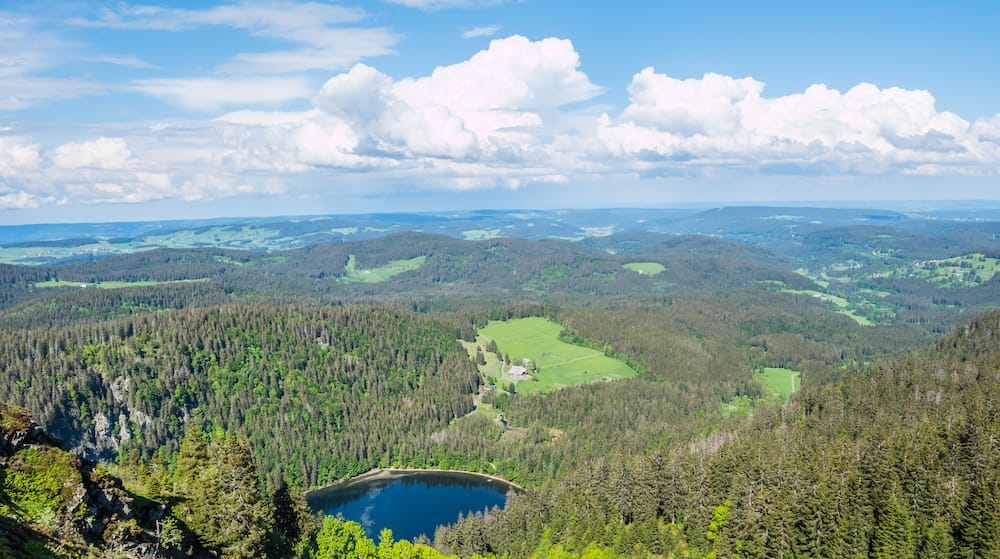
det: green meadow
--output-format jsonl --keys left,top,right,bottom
{"left": 756, "top": 367, "right": 800, "bottom": 402}
{"left": 891, "top": 253, "right": 1000, "bottom": 288}
{"left": 782, "top": 288, "right": 873, "bottom": 325}
{"left": 624, "top": 262, "right": 666, "bottom": 276}
{"left": 476, "top": 317, "right": 638, "bottom": 394}
{"left": 338, "top": 254, "right": 426, "bottom": 283}
{"left": 35, "top": 278, "right": 208, "bottom": 289}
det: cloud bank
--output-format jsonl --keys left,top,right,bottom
{"left": 3, "top": 34, "right": 999, "bottom": 212}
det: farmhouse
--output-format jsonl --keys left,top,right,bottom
{"left": 509, "top": 365, "right": 530, "bottom": 379}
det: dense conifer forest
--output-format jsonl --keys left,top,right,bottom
{"left": 3, "top": 214, "right": 1000, "bottom": 558}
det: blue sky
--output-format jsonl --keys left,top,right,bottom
{"left": 1, "top": 0, "right": 998, "bottom": 224}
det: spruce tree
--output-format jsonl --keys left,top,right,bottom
{"left": 917, "top": 520, "right": 953, "bottom": 559}
{"left": 174, "top": 423, "right": 208, "bottom": 495}
{"left": 870, "top": 493, "right": 915, "bottom": 559}
{"left": 954, "top": 479, "right": 1000, "bottom": 559}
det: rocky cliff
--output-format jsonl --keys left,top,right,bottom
{"left": 0, "top": 402, "right": 172, "bottom": 558}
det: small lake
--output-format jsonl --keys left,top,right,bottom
{"left": 307, "top": 470, "right": 516, "bottom": 541}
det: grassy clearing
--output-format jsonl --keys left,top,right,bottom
{"left": 471, "top": 401, "right": 502, "bottom": 420}
{"left": 756, "top": 367, "right": 800, "bottom": 402}
{"left": 35, "top": 278, "right": 209, "bottom": 289}
{"left": 213, "top": 255, "right": 288, "bottom": 267}
{"left": 720, "top": 396, "right": 754, "bottom": 418}
{"left": 624, "top": 262, "right": 666, "bottom": 276}
{"left": 889, "top": 253, "right": 1000, "bottom": 287}
{"left": 459, "top": 339, "right": 507, "bottom": 382}
{"left": 794, "top": 269, "right": 830, "bottom": 289}
{"left": 338, "top": 254, "right": 427, "bottom": 283}
{"left": 462, "top": 229, "right": 502, "bottom": 240}
{"left": 783, "top": 288, "right": 875, "bottom": 325}
{"left": 837, "top": 309, "right": 874, "bottom": 326}
{"left": 477, "top": 317, "right": 637, "bottom": 394}
{"left": 782, "top": 289, "right": 850, "bottom": 308}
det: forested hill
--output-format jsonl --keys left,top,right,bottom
{"left": 0, "top": 305, "right": 480, "bottom": 487}
{"left": 0, "top": 232, "right": 813, "bottom": 329}
{"left": 438, "top": 309, "right": 1000, "bottom": 559}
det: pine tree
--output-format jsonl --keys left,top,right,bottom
{"left": 182, "top": 433, "right": 275, "bottom": 559}
{"left": 870, "top": 493, "right": 915, "bottom": 559}
{"left": 206, "top": 434, "right": 274, "bottom": 559}
{"left": 917, "top": 520, "right": 953, "bottom": 559}
{"left": 174, "top": 423, "right": 208, "bottom": 495}
{"left": 270, "top": 480, "right": 318, "bottom": 558}
{"left": 954, "top": 479, "right": 1000, "bottom": 559}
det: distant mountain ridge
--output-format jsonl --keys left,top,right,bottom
{"left": 4, "top": 206, "right": 994, "bottom": 266}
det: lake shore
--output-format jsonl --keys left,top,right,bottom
{"left": 307, "top": 467, "right": 524, "bottom": 495}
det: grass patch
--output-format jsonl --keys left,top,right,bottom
{"left": 793, "top": 269, "right": 830, "bottom": 289}
{"left": 782, "top": 288, "right": 876, "bottom": 326}
{"left": 462, "top": 229, "right": 502, "bottom": 241}
{"left": 459, "top": 339, "right": 507, "bottom": 383}
{"left": 338, "top": 254, "right": 427, "bottom": 283}
{"left": 781, "top": 289, "right": 850, "bottom": 308}
{"left": 477, "top": 317, "right": 637, "bottom": 394}
{"left": 471, "top": 402, "right": 502, "bottom": 421}
{"left": 837, "top": 309, "right": 874, "bottom": 326}
{"left": 0, "top": 447, "right": 83, "bottom": 524}
{"left": 756, "top": 367, "right": 800, "bottom": 402}
{"left": 890, "top": 253, "right": 1000, "bottom": 288}
{"left": 721, "top": 396, "right": 754, "bottom": 418}
{"left": 35, "top": 278, "right": 209, "bottom": 290}
{"left": 624, "top": 262, "right": 666, "bottom": 276}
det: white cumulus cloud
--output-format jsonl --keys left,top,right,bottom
{"left": 52, "top": 137, "right": 133, "bottom": 170}
{"left": 0, "top": 191, "right": 51, "bottom": 210}
{"left": 318, "top": 35, "right": 601, "bottom": 161}
{"left": 597, "top": 68, "right": 990, "bottom": 176}
{"left": 0, "top": 137, "right": 41, "bottom": 175}
{"left": 4, "top": 33, "right": 1000, "bottom": 214}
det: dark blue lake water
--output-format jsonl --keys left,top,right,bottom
{"left": 306, "top": 471, "right": 515, "bottom": 541}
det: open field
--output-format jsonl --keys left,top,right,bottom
{"left": 459, "top": 339, "right": 507, "bottom": 383}
{"left": 339, "top": 254, "right": 427, "bottom": 283}
{"left": 476, "top": 317, "right": 637, "bottom": 394}
{"left": 35, "top": 278, "right": 209, "bottom": 289}
{"left": 756, "top": 367, "right": 800, "bottom": 402}
{"left": 623, "top": 262, "right": 666, "bottom": 276}
{"left": 887, "top": 253, "right": 1000, "bottom": 288}
{"left": 782, "top": 288, "right": 874, "bottom": 325}
{"left": 837, "top": 309, "right": 873, "bottom": 326}
{"left": 782, "top": 289, "right": 850, "bottom": 308}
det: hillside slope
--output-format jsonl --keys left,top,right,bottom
{"left": 439, "top": 309, "right": 1000, "bottom": 558}
{"left": 0, "top": 305, "right": 480, "bottom": 487}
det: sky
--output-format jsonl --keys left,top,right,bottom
{"left": 1, "top": 0, "right": 999, "bottom": 224}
